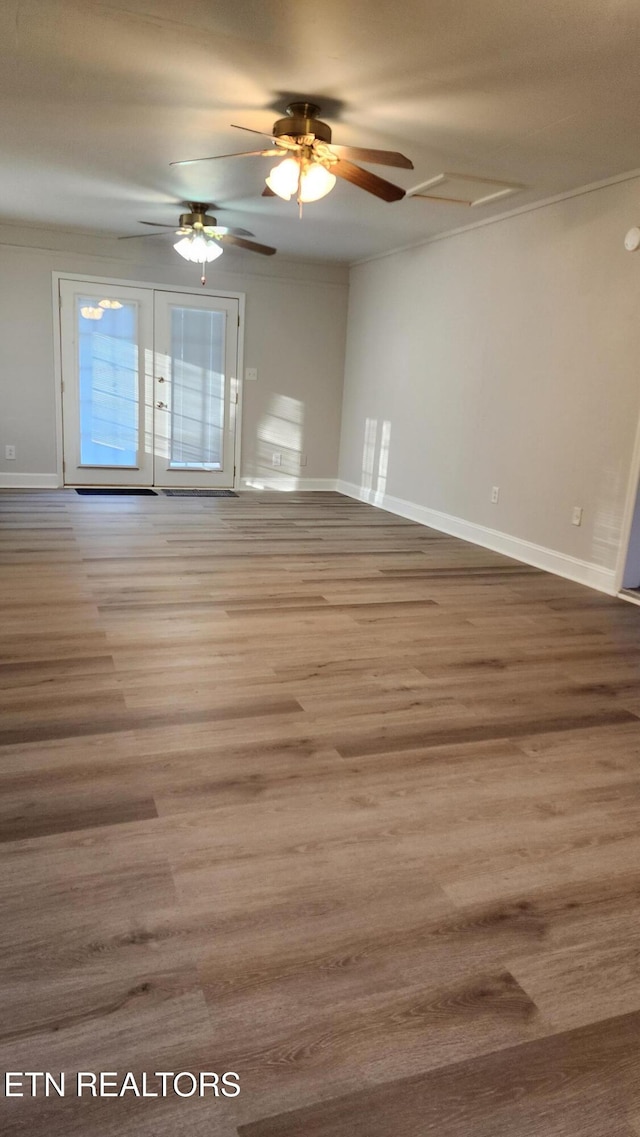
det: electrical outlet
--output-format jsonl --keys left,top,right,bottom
{"left": 571, "top": 505, "right": 583, "bottom": 526}
{"left": 245, "top": 367, "right": 258, "bottom": 382}
{"left": 5, "top": 445, "right": 16, "bottom": 460}
{"left": 299, "top": 454, "right": 307, "bottom": 467}
{"left": 272, "top": 452, "right": 282, "bottom": 467}
{"left": 490, "top": 485, "right": 500, "bottom": 504}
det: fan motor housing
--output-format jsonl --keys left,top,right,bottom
{"left": 272, "top": 102, "right": 332, "bottom": 143}
{"left": 180, "top": 204, "right": 216, "bottom": 228}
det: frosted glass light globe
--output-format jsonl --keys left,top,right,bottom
{"left": 299, "top": 163, "right": 336, "bottom": 203}
{"left": 265, "top": 157, "right": 300, "bottom": 200}
{"left": 173, "top": 235, "right": 224, "bottom": 263}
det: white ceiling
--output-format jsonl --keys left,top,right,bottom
{"left": 2, "top": 0, "right": 640, "bottom": 263}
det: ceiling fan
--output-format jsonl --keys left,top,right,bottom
{"left": 119, "top": 202, "right": 276, "bottom": 282}
{"left": 171, "top": 102, "right": 414, "bottom": 209}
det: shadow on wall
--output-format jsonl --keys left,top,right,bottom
{"left": 360, "top": 417, "right": 392, "bottom": 505}
{"left": 246, "top": 394, "right": 307, "bottom": 489}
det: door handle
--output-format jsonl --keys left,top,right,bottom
{"left": 156, "top": 401, "right": 167, "bottom": 409}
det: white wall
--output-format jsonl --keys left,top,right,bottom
{"left": 0, "top": 226, "right": 348, "bottom": 488}
{"left": 338, "top": 176, "right": 640, "bottom": 591}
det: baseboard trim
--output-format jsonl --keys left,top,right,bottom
{"left": 240, "top": 476, "right": 338, "bottom": 492}
{"left": 618, "top": 589, "right": 640, "bottom": 608}
{"left": 336, "top": 480, "right": 617, "bottom": 595}
{"left": 0, "top": 473, "right": 340, "bottom": 493}
{"left": 0, "top": 472, "right": 60, "bottom": 489}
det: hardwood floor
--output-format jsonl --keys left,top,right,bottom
{"left": 1, "top": 488, "right": 640, "bottom": 1135}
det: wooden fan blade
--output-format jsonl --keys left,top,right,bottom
{"left": 231, "top": 124, "right": 276, "bottom": 139}
{"left": 210, "top": 226, "right": 255, "bottom": 237}
{"left": 329, "top": 145, "right": 413, "bottom": 169}
{"left": 331, "top": 159, "right": 406, "bottom": 202}
{"left": 219, "top": 234, "right": 276, "bottom": 256}
{"left": 170, "top": 150, "right": 275, "bottom": 167}
{"left": 118, "top": 230, "right": 174, "bottom": 240}
{"left": 262, "top": 185, "right": 277, "bottom": 197}
{"left": 231, "top": 126, "right": 300, "bottom": 152}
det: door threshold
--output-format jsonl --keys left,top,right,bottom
{"left": 73, "top": 487, "right": 158, "bottom": 496}
{"left": 161, "top": 488, "right": 238, "bottom": 497}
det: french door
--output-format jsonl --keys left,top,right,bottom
{"left": 60, "top": 280, "right": 239, "bottom": 488}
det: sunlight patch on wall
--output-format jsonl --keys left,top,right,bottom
{"left": 255, "top": 393, "right": 306, "bottom": 481}
{"left": 375, "top": 420, "right": 392, "bottom": 505}
{"left": 592, "top": 461, "right": 626, "bottom": 569}
{"left": 360, "top": 417, "right": 391, "bottom": 504}
{"left": 361, "top": 417, "right": 378, "bottom": 493}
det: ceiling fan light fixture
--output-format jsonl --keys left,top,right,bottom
{"left": 299, "top": 162, "right": 336, "bottom": 203}
{"left": 265, "top": 156, "right": 300, "bottom": 200}
{"left": 80, "top": 305, "right": 104, "bottom": 320}
{"left": 173, "top": 234, "right": 224, "bottom": 263}
{"left": 98, "top": 298, "right": 123, "bottom": 310}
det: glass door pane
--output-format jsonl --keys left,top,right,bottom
{"left": 78, "top": 296, "right": 139, "bottom": 467}
{"left": 169, "top": 306, "right": 225, "bottom": 470}
{"left": 153, "top": 292, "right": 239, "bottom": 488}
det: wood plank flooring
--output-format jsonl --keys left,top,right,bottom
{"left": 2, "top": 488, "right": 640, "bottom": 1135}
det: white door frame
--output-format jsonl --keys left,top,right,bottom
{"left": 614, "top": 406, "right": 640, "bottom": 595}
{"left": 53, "top": 272, "right": 245, "bottom": 489}
{"left": 59, "top": 280, "right": 155, "bottom": 486}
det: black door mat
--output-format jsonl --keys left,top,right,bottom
{"left": 75, "top": 488, "right": 157, "bottom": 496}
{"left": 162, "top": 489, "right": 238, "bottom": 497}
